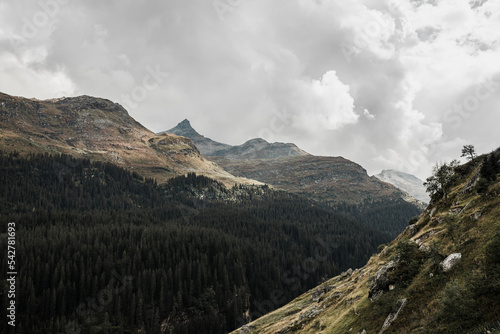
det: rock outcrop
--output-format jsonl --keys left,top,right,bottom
{"left": 379, "top": 298, "right": 408, "bottom": 334}
{"left": 369, "top": 261, "right": 398, "bottom": 298}
{"left": 440, "top": 253, "right": 462, "bottom": 272}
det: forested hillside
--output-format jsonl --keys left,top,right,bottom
{"left": 0, "top": 151, "right": 390, "bottom": 334}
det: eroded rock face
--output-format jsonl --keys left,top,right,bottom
{"left": 379, "top": 298, "right": 408, "bottom": 334}
{"left": 440, "top": 253, "right": 462, "bottom": 272}
{"left": 369, "top": 261, "right": 398, "bottom": 298}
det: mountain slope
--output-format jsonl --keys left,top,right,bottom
{"left": 210, "top": 155, "right": 407, "bottom": 205}
{"left": 0, "top": 92, "right": 258, "bottom": 186}
{"left": 375, "top": 169, "right": 429, "bottom": 204}
{"left": 231, "top": 153, "right": 500, "bottom": 334}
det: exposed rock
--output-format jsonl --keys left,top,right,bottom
{"left": 369, "top": 261, "right": 398, "bottom": 299}
{"left": 462, "top": 168, "right": 481, "bottom": 193}
{"left": 471, "top": 211, "right": 482, "bottom": 221}
{"left": 405, "top": 224, "right": 418, "bottom": 237}
{"left": 440, "top": 253, "right": 462, "bottom": 272}
{"left": 429, "top": 207, "right": 437, "bottom": 218}
{"left": 415, "top": 229, "right": 444, "bottom": 245}
{"left": 418, "top": 243, "right": 431, "bottom": 253}
{"left": 341, "top": 268, "right": 353, "bottom": 278}
{"left": 379, "top": 298, "right": 408, "bottom": 334}
{"left": 299, "top": 305, "right": 324, "bottom": 321}
{"left": 311, "top": 285, "right": 334, "bottom": 302}
{"left": 239, "top": 325, "right": 254, "bottom": 334}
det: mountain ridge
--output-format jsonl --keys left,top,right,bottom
{"left": 0, "top": 92, "right": 260, "bottom": 186}
{"left": 164, "top": 119, "right": 310, "bottom": 160}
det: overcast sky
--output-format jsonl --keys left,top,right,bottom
{"left": 1, "top": 0, "right": 500, "bottom": 179}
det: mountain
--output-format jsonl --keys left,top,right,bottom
{"left": 211, "top": 138, "right": 310, "bottom": 160}
{"left": 162, "top": 119, "right": 231, "bottom": 155}
{"left": 0, "top": 150, "right": 391, "bottom": 333}
{"left": 231, "top": 152, "right": 500, "bottom": 334}
{"left": 164, "top": 119, "right": 310, "bottom": 159}
{"left": 163, "top": 119, "right": 416, "bottom": 205}
{"left": 375, "top": 169, "right": 429, "bottom": 204}
{"left": 163, "top": 119, "right": 424, "bottom": 237}
{"left": 210, "top": 155, "right": 407, "bottom": 205}
{"left": 0, "top": 92, "right": 259, "bottom": 186}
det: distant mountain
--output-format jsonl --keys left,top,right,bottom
{"left": 163, "top": 119, "right": 424, "bottom": 236}
{"left": 210, "top": 155, "right": 405, "bottom": 205}
{"left": 163, "top": 119, "right": 231, "bottom": 155}
{"left": 211, "top": 138, "right": 310, "bottom": 160}
{"left": 0, "top": 92, "right": 259, "bottom": 186}
{"left": 163, "top": 119, "right": 309, "bottom": 159}
{"left": 375, "top": 169, "right": 429, "bottom": 203}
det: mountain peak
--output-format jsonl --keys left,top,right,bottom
{"left": 162, "top": 119, "right": 231, "bottom": 155}
{"left": 177, "top": 119, "right": 192, "bottom": 129}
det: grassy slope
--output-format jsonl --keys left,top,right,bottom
{"left": 233, "top": 161, "right": 500, "bottom": 334}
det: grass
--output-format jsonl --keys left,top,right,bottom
{"left": 233, "top": 164, "right": 500, "bottom": 333}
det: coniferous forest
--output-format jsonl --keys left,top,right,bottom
{"left": 1, "top": 151, "right": 397, "bottom": 333}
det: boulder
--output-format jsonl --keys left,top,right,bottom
{"left": 341, "top": 268, "right": 353, "bottom": 278}
{"left": 405, "top": 224, "right": 418, "bottom": 237}
{"left": 418, "top": 243, "right": 430, "bottom": 253}
{"left": 369, "top": 261, "right": 397, "bottom": 298}
{"left": 440, "top": 253, "right": 462, "bottom": 272}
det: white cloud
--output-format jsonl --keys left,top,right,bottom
{"left": 0, "top": 0, "right": 499, "bottom": 179}
{"left": 290, "top": 71, "right": 358, "bottom": 131}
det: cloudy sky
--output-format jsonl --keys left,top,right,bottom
{"left": 1, "top": 0, "right": 500, "bottom": 179}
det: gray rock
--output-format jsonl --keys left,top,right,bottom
{"left": 440, "top": 253, "right": 462, "bottom": 272}
{"left": 429, "top": 207, "right": 437, "bottom": 218}
{"left": 379, "top": 298, "right": 408, "bottom": 334}
{"left": 405, "top": 224, "right": 418, "bottom": 237}
{"left": 369, "top": 261, "right": 398, "bottom": 298}
{"left": 299, "top": 305, "right": 324, "bottom": 321}
{"left": 239, "top": 325, "right": 254, "bottom": 334}
{"left": 471, "top": 211, "right": 482, "bottom": 221}
{"left": 311, "top": 285, "right": 333, "bottom": 302}
{"left": 462, "top": 169, "right": 481, "bottom": 193}
{"left": 418, "top": 243, "right": 430, "bottom": 253}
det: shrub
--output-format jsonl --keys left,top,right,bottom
{"left": 408, "top": 216, "right": 420, "bottom": 225}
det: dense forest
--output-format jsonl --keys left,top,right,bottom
{"left": 331, "top": 199, "right": 422, "bottom": 238}
{"left": 0, "top": 152, "right": 394, "bottom": 333}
